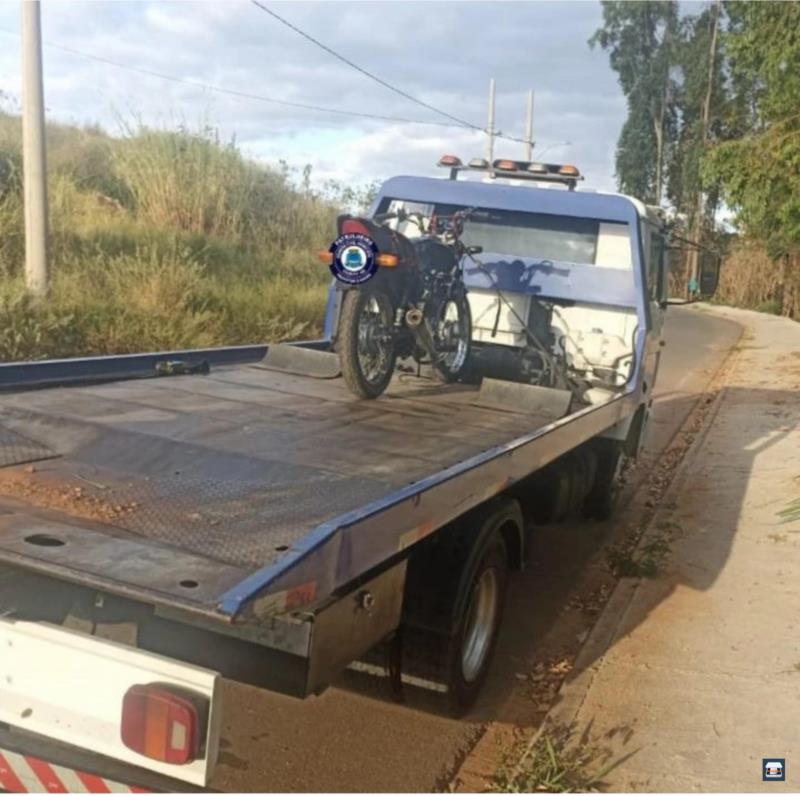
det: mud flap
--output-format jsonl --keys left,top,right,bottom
{"left": 473, "top": 378, "right": 572, "bottom": 419}
{"left": 257, "top": 343, "right": 341, "bottom": 379}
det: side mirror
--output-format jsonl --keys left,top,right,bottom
{"left": 466, "top": 245, "right": 483, "bottom": 255}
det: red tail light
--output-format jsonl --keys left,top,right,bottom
{"left": 341, "top": 219, "right": 371, "bottom": 236}
{"left": 121, "top": 685, "right": 200, "bottom": 765}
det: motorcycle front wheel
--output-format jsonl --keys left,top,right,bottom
{"left": 429, "top": 288, "right": 472, "bottom": 383}
{"left": 338, "top": 288, "right": 398, "bottom": 399}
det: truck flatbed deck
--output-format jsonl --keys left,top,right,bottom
{"left": 0, "top": 344, "right": 634, "bottom": 624}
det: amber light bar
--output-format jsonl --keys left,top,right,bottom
{"left": 437, "top": 154, "right": 583, "bottom": 189}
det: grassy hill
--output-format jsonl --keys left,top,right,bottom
{"left": 0, "top": 112, "right": 352, "bottom": 361}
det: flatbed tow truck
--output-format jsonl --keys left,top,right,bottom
{"left": 0, "top": 157, "right": 717, "bottom": 791}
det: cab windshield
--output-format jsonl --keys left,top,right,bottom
{"left": 378, "top": 198, "right": 631, "bottom": 269}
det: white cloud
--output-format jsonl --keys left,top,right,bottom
{"left": 0, "top": 0, "right": 626, "bottom": 191}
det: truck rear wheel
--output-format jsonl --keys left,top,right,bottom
{"left": 444, "top": 531, "right": 508, "bottom": 712}
{"left": 401, "top": 500, "right": 520, "bottom": 715}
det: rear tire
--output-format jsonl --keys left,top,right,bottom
{"left": 401, "top": 500, "right": 521, "bottom": 715}
{"left": 338, "top": 288, "right": 397, "bottom": 399}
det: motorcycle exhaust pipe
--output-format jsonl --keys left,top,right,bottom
{"left": 405, "top": 308, "right": 440, "bottom": 363}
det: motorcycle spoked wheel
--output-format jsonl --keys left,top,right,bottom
{"left": 427, "top": 289, "right": 472, "bottom": 383}
{"left": 338, "top": 288, "right": 398, "bottom": 399}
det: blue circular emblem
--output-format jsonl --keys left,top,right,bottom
{"left": 329, "top": 233, "right": 378, "bottom": 285}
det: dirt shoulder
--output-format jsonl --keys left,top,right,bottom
{"left": 482, "top": 305, "right": 800, "bottom": 792}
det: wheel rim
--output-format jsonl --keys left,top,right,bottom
{"left": 357, "top": 294, "right": 393, "bottom": 385}
{"left": 461, "top": 567, "right": 500, "bottom": 683}
{"left": 435, "top": 298, "right": 469, "bottom": 372}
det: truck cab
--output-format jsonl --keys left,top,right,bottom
{"left": 327, "top": 157, "right": 675, "bottom": 455}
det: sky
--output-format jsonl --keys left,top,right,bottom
{"left": 0, "top": 0, "right": 628, "bottom": 193}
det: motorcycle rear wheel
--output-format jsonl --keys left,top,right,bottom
{"left": 338, "top": 288, "right": 398, "bottom": 399}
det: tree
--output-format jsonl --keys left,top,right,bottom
{"left": 667, "top": 2, "right": 726, "bottom": 222}
{"left": 589, "top": 1, "right": 679, "bottom": 203}
{"left": 702, "top": 1, "right": 800, "bottom": 254}
{"left": 701, "top": 1, "right": 800, "bottom": 317}
{"left": 681, "top": 0, "right": 722, "bottom": 291}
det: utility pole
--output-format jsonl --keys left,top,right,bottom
{"left": 21, "top": 0, "right": 49, "bottom": 298}
{"left": 486, "top": 78, "right": 496, "bottom": 169}
{"left": 524, "top": 90, "right": 534, "bottom": 160}
{"left": 688, "top": 0, "right": 720, "bottom": 299}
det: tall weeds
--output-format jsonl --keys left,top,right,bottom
{"left": 715, "top": 241, "right": 800, "bottom": 319}
{"left": 0, "top": 113, "right": 342, "bottom": 361}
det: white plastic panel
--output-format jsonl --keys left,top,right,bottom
{"left": 0, "top": 618, "right": 221, "bottom": 787}
{"left": 468, "top": 288, "right": 532, "bottom": 347}
{"left": 551, "top": 303, "right": 637, "bottom": 392}
{"left": 594, "top": 222, "right": 632, "bottom": 269}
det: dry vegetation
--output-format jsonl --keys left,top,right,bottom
{"left": 715, "top": 241, "right": 800, "bottom": 319}
{"left": 0, "top": 111, "right": 369, "bottom": 361}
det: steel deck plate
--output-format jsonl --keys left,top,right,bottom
{"left": 0, "top": 359, "right": 576, "bottom": 617}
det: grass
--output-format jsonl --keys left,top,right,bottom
{"left": 777, "top": 496, "right": 800, "bottom": 524}
{"left": 0, "top": 111, "right": 372, "bottom": 361}
{"left": 756, "top": 299, "right": 783, "bottom": 316}
{"left": 493, "top": 723, "right": 637, "bottom": 793}
{"left": 606, "top": 535, "right": 671, "bottom": 579}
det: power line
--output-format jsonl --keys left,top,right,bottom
{"left": 249, "top": 0, "right": 484, "bottom": 132}
{"left": 248, "top": 0, "right": 537, "bottom": 147}
{"left": 0, "top": 29, "right": 480, "bottom": 130}
{"left": 0, "top": 26, "right": 570, "bottom": 152}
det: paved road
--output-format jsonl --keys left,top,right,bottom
{"left": 211, "top": 306, "right": 742, "bottom": 793}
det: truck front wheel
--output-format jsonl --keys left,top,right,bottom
{"left": 582, "top": 439, "right": 626, "bottom": 521}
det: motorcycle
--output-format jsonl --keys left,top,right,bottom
{"left": 329, "top": 208, "right": 475, "bottom": 399}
